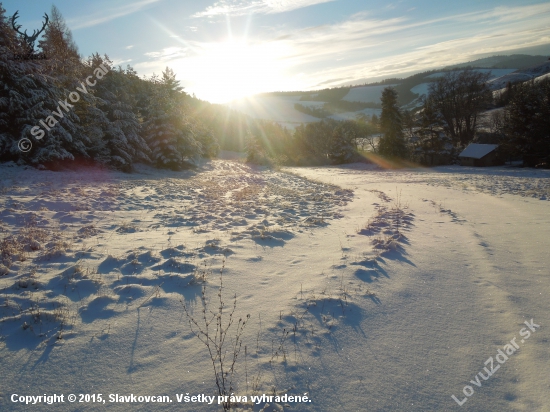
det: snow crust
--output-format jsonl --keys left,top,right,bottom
{"left": 1, "top": 160, "right": 549, "bottom": 411}
{"left": 458, "top": 144, "right": 498, "bottom": 159}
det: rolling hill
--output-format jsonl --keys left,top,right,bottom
{"left": 226, "top": 55, "right": 550, "bottom": 128}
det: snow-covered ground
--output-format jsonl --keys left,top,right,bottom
{"left": 294, "top": 101, "right": 324, "bottom": 108}
{"left": 410, "top": 82, "right": 431, "bottom": 96}
{"left": 342, "top": 85, "right": 396, "bottom": 103}
{"left": 488, "top": 61, "right": 550, "bottom": 90}
{"left": 1, "top": 160, "right": 549, "bottom": 411}
{"left": 328, "top": 107, "right": 381, "bottom": 121}
{"left": 228, "top": 96, "right": 319, "bottom": 123}
{"left": 227, "top": 94, "right": 381, "bottom": 127}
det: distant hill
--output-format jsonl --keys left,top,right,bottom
{"left": 227, "top": 54, "right": 550, "bottom": 128}
{"left": 487, "top": 60, "right": 550, "bottom": 90}
{"left": 444, "top": 54, "right": 549, "bottom": 70}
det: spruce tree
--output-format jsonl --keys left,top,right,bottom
{"left": 378, "top": 87, "right": 408, "bottom": 159}
{"left": 504, "top": 78, "right": 550, "bottom": 165}
{"left": 0, "top": 4, "right": 20, "bottom": 158}
{"left": 142, "top": 69, "right": 201, "bottom": 169}
{"left": 37, "top": 5, "right": 81, "bottom": 79}
{"left": 86, "top": 54, "right": 151, "bottom": 170}
{"left": 0, "top": 5, "right": 83, "bottom": 167}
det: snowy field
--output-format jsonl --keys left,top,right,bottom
{"left": 228, "top": 96, "right": 319, "bottom": 123}
{"left": 1, "top": 160, "right": 549, "bottom": 411}
{"left": 490, "top": 62, "right": 550, "bottom": 91}
{"left": 342, "top": 85, "right": 396, "bottom": 103}
{"left": 227, "top": 94, "right": 382, "bottom": 127}
{"left": 328, "top": 107, "right": 381, "bottom": 121}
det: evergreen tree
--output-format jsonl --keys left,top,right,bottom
{"left": 85, "top": 54, "right": 151, "bottom": 170}
{"left": 192, "top": 121, "right": 219, "bottom": 158}
{"left": 161, "top": 66, "right": 183, "bottom": 95}
{"left": 0, "top": 5, "right": 84, "bottom": 167}
{"left": 0, "top": 4, "right": 20, "bottom": 157}
{"left": 245, "top": 130, "right": 261, "bottom": 163}
{"left": 142, "top": 70, "right": 201, "bottom": 169}
{"left": 1, "top": 65, "right": 84, "bottom": 167}
{"left": 371, "top": 113, "right": 379, "bottom": 130}
{"left": 329, "top": 125, "right": 355, "bottom": 163}
{"left": 378, "top": 87, "right": 408, "bottom": 158}
{"left": 504, "top": 78, "right": 550, "bottom": 166}
{"left": 38, "top": 5, "right": 80, "bottom": 78}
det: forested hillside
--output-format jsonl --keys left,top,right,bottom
{"left": 0, "top": 5, "right": 261, "bottom": 170}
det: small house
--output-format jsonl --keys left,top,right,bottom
{"left": 458, "top": 144, "right": 501, "bottom": 167}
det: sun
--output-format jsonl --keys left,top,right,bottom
{"left": 188, "top": 39, "right": 286, "bottom": 103}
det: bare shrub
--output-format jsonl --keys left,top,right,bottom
{"left": 182, "top": 259, "right": 250, "bottom": 411}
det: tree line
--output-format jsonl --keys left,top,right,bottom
{"left": 0, "top": 4, "right": 260, "bottom": 171}
{"left": 247, "top": 68, "right": 549, "bottom": 168}
{"left": 1, "top": 3, "right": 547, "bottom": 170}
{"left": 376, "top": 69, "right": 550, "bottom": 167}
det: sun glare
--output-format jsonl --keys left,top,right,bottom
{"left": 187, "top": 40, "right": 287, "bottom": 103}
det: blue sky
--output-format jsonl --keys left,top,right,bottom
{"left": 2, "top": 0, "right": 550, "bottom": 102}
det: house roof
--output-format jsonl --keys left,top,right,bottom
{"left": 458, "top": 144, "right": 498, "bottom": 159}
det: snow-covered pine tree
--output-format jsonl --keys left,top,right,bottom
{"left": 0, "top": 4, "right": 20, "bottom": 158}
{"left": 3, "top": 65, "right": 85, "bottom": 167}
{"left": 0, "top": 5, "right": 85, "bottom": 167}
{"left": 37, "top": 5, "right": 81, "bottom": 80}
{"left": 245, "top": 129, "right": 262, "bottom": 163}
{"left": 191, "top": 120, "right": 219, "bottom": 158}
{"left": 22, "top": 4, "right": 95, "bottom": 168}
{"left": 83, "top": 54, "right": 151, "bottom": 171}
{"left": 142, "top": 68, "right": 201, "bottom": 169}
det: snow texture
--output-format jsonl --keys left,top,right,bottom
{"left": 1, "top": 159, "right": 549, "bottom": 411}
{"left": 458, "top": 144, "right": 498, "bottom": 159}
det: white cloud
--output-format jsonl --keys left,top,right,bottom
{"left": 70, "top": 0, "right": 161, "bottom": 30}
{"left": 144, "top": 46, "right": 187, "bottom": 60}
{"left": 131, "top": 2, "right": 550, "bottom": 100}
{"left": 111, "top": 58, "right": 133, "bottom": 67}
{"left": 193, "top": 0, "right": 335, "bottom": 18}
{"left": 249, "top": 3, "right": 550, "bottom": 89}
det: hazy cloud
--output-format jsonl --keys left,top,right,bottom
{"left": 144, "top": 46, "right": 187, "bottom": 60}
{"left": 129, "top": 2, "right": 550, "bottom": 99}
{"left": 257, "top": 3, "right": 550, "bottom": 88}
{"left": 193, "top": 0, "right": 335, "bottom": 18}
{"left": 71, "top": 0, "right": 161, "bottom": 29}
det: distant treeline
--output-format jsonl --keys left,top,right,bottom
{"left": 294, "top": 101, "right": 381, "bottom": 119}
{"left": 246, "top": 116, "right": 379, "bottom": 166}
{"left": 299, "top": 87, "right": 350, "bottom": 102}
{"left": 248, "top": 69, "right": 550, "bottom": 168}
{"left": 2, "top": 3, "right": 546, "bottom": 171}
{"left": 0, "top": 5, "right": 275, "bottom": 170}
{"left": 294, "top": 103, "right": 331, "bottom": 118}
{"left": 444, "top": 54, "right": 550, "bottom": 70}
